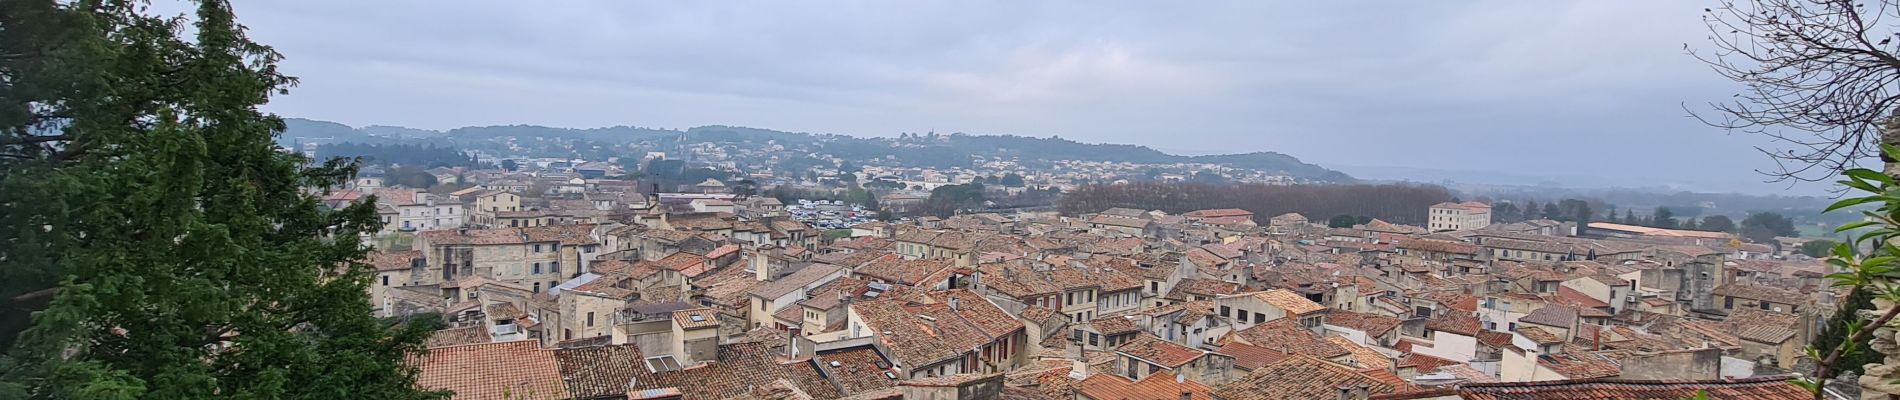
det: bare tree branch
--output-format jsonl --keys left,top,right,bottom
{"left": 1691, "top": 0, "right": 1900, "bottom": 182}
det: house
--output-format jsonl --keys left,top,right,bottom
{"left": 746, "top": 263, "right": 848, "bottom": 331}
{"left": 843, "top": 289, "right": 1028, "bottom": 378}
{"left": 1075, "top": 371, "right": 1214, "bottom": 400}
{"left": 413, "top": 341, "right": 570, "bottom": 400}
{"left": 1712, "top": 283, "right": 1810, "bottom": 314}
{"left": 1215, "top": 289, "right": 1328, "bottom": 331}
{"left": 1112, "top": 334, "right": 1236, "bottom": 386}
{"left": 1429, "top": 201, "right": 1492, "bottom": 231}
{"left": 1724, "top": 307, "right": 1806, "bottom": 369}
{"left": 413, "top": 224, "right": 602, "bottom": 293}
{"left": 1212, "top": 355, "right": 1396, "bottom": 400}
{"left": 1182, "top": 208, "right": 1256, "bottom": 227}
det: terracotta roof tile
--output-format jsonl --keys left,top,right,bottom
{"left": 1537, "top": 352, "right": 1622, "bottom": 379}
{"left": 1215, "top": 355, "right": 1395, "bottom": 400}
{"left": 365, "top": 250, "right": 424, "bottom": 272}
{"left": 1251, "top": 289, "right": 1328, "bottom": 315}
{"left": 673, "top": 308, "right": 721, "bottom": 330}
{"left": 424, "top": 326, "right": 492, "bottom": 348}
{"left": 1517, "top": 326, "right": 1565, "bottom": 345}
{"left": 851, "top": 290, "right": 1023, "bottom": 368}
{"left": 1327, "top": 336, "right": 1393, "bottom": 371}
{"left": 1454, "top": 375, "right": 1809, "bottom": 400}
{"left": 1117, "top": 334, "right": 1207, "bottom": 367}
{"left": 815, "top": 346, "right": 901, "bottom": 395}
{"left": 1217, "top": 342, "right": 1291, "bottom": 370}
{"left": 1226, "top": 319, "right": 1349, "bottom": 359}
{"left": 1325, "top": 311, "right": 1401, "bottom": 338}
{"left": 1076, "top": 371, "right": 1214, "bottom": 400}
{"left": 413, "top": 341, "right": 570, "bottom": 399}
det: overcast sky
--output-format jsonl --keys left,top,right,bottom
{"left": 213, "top": 1, "right": 1828, "bottom": 195}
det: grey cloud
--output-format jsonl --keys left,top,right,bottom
{"left": 199, "top": 0, "right": 1816, "bottom": 194}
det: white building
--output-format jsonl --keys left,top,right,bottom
{"left": 1428, "top": 201, "right": 1493, "bottom": 231}
{"left": 388, "top": 192, "right": 465, "bottom": 232}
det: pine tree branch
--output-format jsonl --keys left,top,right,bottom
{"left": 0, "top": 134, "right": 70, "bottom": 145}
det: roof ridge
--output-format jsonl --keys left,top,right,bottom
{"left": 1460, "top": 374, "right": 1798, "bottom": 388}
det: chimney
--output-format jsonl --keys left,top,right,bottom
{"left": 1336, "top": 386, "right": 1353, "bottom": 400}
{"left": 753, "top": 248, "right": 772, "bottom": 282}
{"left": 949, "top": 297, "right": 960, "bottom": 311}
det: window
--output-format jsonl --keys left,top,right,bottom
{"left": 533, "top": 244, "right": 543, "bottom": 253}
{"left": 1237, "top": 310, "right": 1250, "bottom": 322}
{"left": 587, "top": 312, "right": 595, "bottom": 327}
{"left": 1254, "top": 313, "right": 1266, "bottom": 324}
{"left": 1760, "top": 302, "right": 1771, "bottom": 310}
{"left": 1724, "top": 297, "right": 1735, "bottom": 309}
{"left": 551, "top": 261, "right": 561, "bottom": 273}
{"left": 564, "top": 329, "right": 571, "bottom": 340}
{"left": 533, "top": 282, "right": 541, "bottom": 293}
{"left": 645, "top": 356, "right": 682, "bottom": 372}
{"left": 1088, "top": 333, "right": 1100, "bottom": 346}
{"left": 381, "top": 275, "right": 389, "bottom": 286}
{"left": 532, "top": 262, "right": 542, "bottom": 274}
{"left": 1221, "top": 306, "right": 1232, "bottom": 318}
{"left": 1072, "top": 329, "right": 1084, "bottom": 342}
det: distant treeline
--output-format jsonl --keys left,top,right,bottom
{"left": 1058, "top": 183, "right": 1453, "bottom": 226}
{"left": 316, "top": 143, "right": 486, "bottom": 168}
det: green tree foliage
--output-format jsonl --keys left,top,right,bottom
{"left": 1492, "top": 202, "right": 1521, "bottom": 223}
{"left": 1740, "top": 212, "right": 1799, "bottom": 243}
{"left": 1812, "top": 287, "right": 1882, "bottom": 376}
{"left": 384, "top": 166, "right": 440, "bottom": 189}
{"left": 1542, "top": 203, "right": 1562, "bottom": 221}
{"left": 1680, "top": 218, "right": 1700, "bottom": 231}
{"left": 1322, "top": 215, "right": 1368, "bottom": 228}
{"left": 1000, "top": 173, "right": 1025, "bottom": 187}
{"left": 1651, "top": 207, "right": 1678, "bottom": 228}
{"left": 925, "top": 183, "right": 987, "bottom": 217}
{"left": 500, "top": 159, "right": 518, "bottom": 171}
{"left": 1700, "top": 215, "right": 1737, "bottom": 232}
{"left": 1800, "top": 240, "right": 1839, "bottom": 258}
{"left": 0, "top": 1, "right": 441, "bottom": 398}
{"left": 1623, "top": 209, "right": 1638, "bottom": 225}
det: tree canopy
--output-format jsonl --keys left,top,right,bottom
{"left": 1740, "top": 212, "right": 1800, "bottom": 243}
{"left": 0, "top": 1, "right": 439, "bottom": 398}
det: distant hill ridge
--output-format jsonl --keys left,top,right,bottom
{"left": 279, "top": 118, "right": 1352, "bottom": 182}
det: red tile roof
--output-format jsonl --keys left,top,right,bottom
{"left": 1076, "top": 371, "right": 1214, "bottom": 400}
{"left": 1537, "top": 352, "right": 1622, "bottom": 380}
{"left": 1217, "top": 342, "right": 1291, "bottom": 370}
{"left": 1249, "top": 289, "right": 1328, "bottom": 315}
{"left": 1325, "top": 311, "right": 1401, "bottom": 337}
{"left": 1117, "top": 334, "right": 1206, "bottom": 367}
{"left": 1215, "top": 355, "right": 1395, "bottom": 400}
{"left": 1226, "top": 319, "right": 1349, "bottom": 359}
{"left": 1455, "top": 375, "right": 1809, "bottom": 400}
{"left": 413, "top": 341, "right": 570, "bottom": 399}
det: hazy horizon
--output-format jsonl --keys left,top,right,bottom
{"left": 202, "top": 1, "right": 1846, "bottom": 196}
